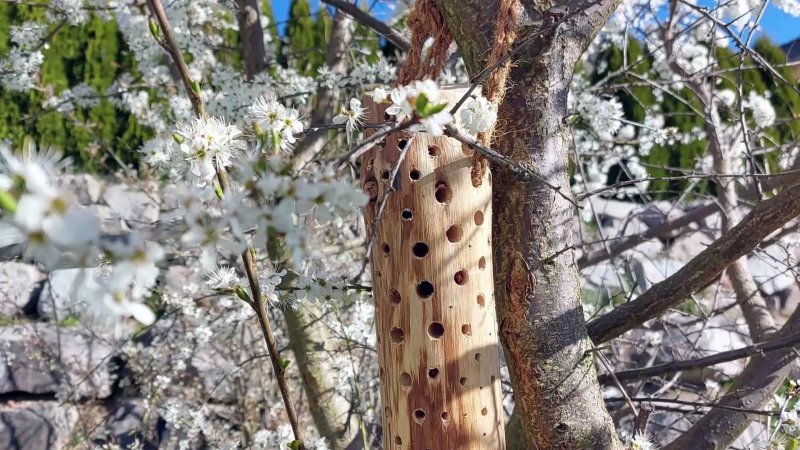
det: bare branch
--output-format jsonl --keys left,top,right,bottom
{"left": 320, "top": 0, "right": 410, "bottom": 52}
{"left": 600, "top": 331, "right": 800, "bottom": 383}
{"left": 587, "top": 179, "right": 800, "bottom": 344}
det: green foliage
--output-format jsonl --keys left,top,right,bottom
{"left": 589, "top": 37, "right": 799, "bottom": 200}
{"left": 0, "top": 4, "right": 152, "bottom": 172}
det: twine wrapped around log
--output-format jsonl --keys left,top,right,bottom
{"left": 361, "top": 85, "right": 506, "bottom": 449}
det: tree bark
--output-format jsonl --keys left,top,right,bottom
{"left": 285, "top": 305, "right": 360, "bottom": 448}
{"left": 438, "top": 1, "right": 624, "bottom": 447}
{"left": 235, "top": 0, "right": 268, "bottom": 78}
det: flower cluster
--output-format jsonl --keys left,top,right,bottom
{"left": 374, "top": 80, "right": 454, "bottom": 136}
{"left": 246, "top": 94, "right": 305, "bottom": 152}
{"left": 458, "top": 95, "right": 498, "bottom": 135}
{"left": 0, "top": 143, "right": 161, "bottom": 325}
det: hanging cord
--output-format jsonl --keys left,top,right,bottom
{"left": 396, "top": 0, "right": 521, "bottom": 183}
{"left": 395, "top": 0, "right": 453, "bottom": 85}
{"left": 472, "top": 0, "right": 521, "bottom": 185}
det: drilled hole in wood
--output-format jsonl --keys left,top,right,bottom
{"left": 401, "top": 209, "right": 413, "bottom": 220}
{"left": 410, "top": 169, "right": 421, "bottom": 181}
{"left": 390, "top": 327, "right": 405, "bottom": 344}
{"left": 441, "top": 411, "right": 450, "bottom": 422}
{"left": 477, "top": 293, "right": 485, "bottom": 307}
{"left": 413, "top": 409, "right": 426, "bottom": 424}
{"left": 412, "top": 242, "right": 429, "bottom": 258}
{"left": 446, "top": 225, "right": 463, "bottom": 243}
{"left": 454, "top": 269, "right": 469, "bottom": 285}
{"left": 394, "top": 436, "right": 402, "bottom": 445}
{"left": 428, "top": 145, "right": 441, "bottom": 157}
{"left": 417, "top": 281, "right": 434, "bottom": 298}
{"left": 381, "top": 170, "right": 390, "bottom": 181}
{"left": 398, "top": 139, "right": 409, "bottom": 150}
{"left": 461, "top": 324, "right": 472, "bottom": 337}
{"left": 475, "top": 353, "right": 482, "bottom": 362}
{"left": 428, "top": 322, "right": 445, "bottom": 339}
{"left": 435, "top": 181, "right": 453, "bottom": 204}
{"left": 428, "top": 367, "right": 439, "bottom": 380}
{"left": 389, "top": 289, "right": 401, "bottom": 305}
{"left": 376, "top": 271, "right": 382, "bottom": 278}
{"left": 474, "top": 210, "right": 485, "bottom": 225}
{"left": 400, "top": 372, "right": 412, "bottom": 388}
{"left": 479, "top": 256, "right": 487, "bottom": 269}
{"left": 383, "top": 243, "right": 391, "bottom": 254}
{"left": 459, "top": 377, "right": 467, "bottom": 387}
{"left": 380, "top": 368, "right": 385, "bottom": 379}
{"left": 481, "top": 407, "right": 488, "bottom": 416}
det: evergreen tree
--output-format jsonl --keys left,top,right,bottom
{"left": 0, "top": 4, "right": 151, "bottom": 172}
{"left": 286, "top": 0, "right": 316, "bottom": 73}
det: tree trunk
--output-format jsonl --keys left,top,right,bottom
{"left": 437, "top": 1, "right": 623, "bottom": 447}
{"left": 489, "top": 56, "right": 621, "bottom": 450}
{"left": 285, "top": 305, "right": 360, "bottom": 448}
{"left": 235, "top": 0, "right": 268, "bottom": 79}
{"left": 362, "top": 86, "right": 506, "bottom": 449}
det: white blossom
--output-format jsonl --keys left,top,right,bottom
{"left": 458, "top": 95, "right": 497, "bottom": 135}
{"left": 333, "top": 98, "right": 367, "bottom": 134}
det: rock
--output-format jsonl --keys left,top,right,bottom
{"left": 102, "top": 184, "right": 160, "bottom": 228}
{"left": 38, "top": 268, "right": 105, "bottom": 320}
{"left": 0, "top": 401, "right": 78, "bottom": 450}
{"left": 100, "top": 400, "right": 162, "bottom": 449}
{"left": 588, "top": 197, "right": 641, "bottom": 221}
{"left": 0, "top": 323, "right": 114, "bottom": 399}
{"left": 86, "top": 204, "right": 130, "bottom": 234}
{"left": 669, "top": 230, "right": 715, "bottom": 262}
{"left": 0, "top": 262, "right": 43, "bottom": 316}
{"left": 615, "top": 313, "right": 748, "bottom": 385}
{"left": 631, "top": 256, "right": 684, "bottom": 292}
{"left": 58, "top": 174, "right": 102, "bottom": 204}
{"left": 581, "top": 261, "right": 628, "bottom": 293}
{"left": 749, "top": 244, "right": 795, "bottom": 296}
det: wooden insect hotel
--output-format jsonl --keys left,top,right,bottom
{"left": 361, "top": 85, "right": 506, "bottom": 449}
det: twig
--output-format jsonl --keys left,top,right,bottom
{"left": 321, "top": 0, "right": 410, "bottom": 52}
{"left": 605, "top": 397, "right": 780, "bottom": 416}
{"left": 445, "top": 125, "right": 579, "bottom": 207}
{"left": 146, "top": 0, "right": 305, "bottom": 447}
{"left": 599, "top": 331, "right": 800, "bottom": 383}
{"left": 351, "top": 135, "right": 416, "bottom": 282}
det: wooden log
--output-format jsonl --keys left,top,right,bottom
{"left": 361, "top": 85, "right": 506, "bottom": 450}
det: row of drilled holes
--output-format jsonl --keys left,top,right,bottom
{"left": 389, "top": 288, "right": 486, "bottom": 308}
{"left": 400, "top": 207, "right": 483, "bottom": 225}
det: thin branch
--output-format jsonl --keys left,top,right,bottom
{"left": 445, "top": 124, "right": 579, "bottom": 207}
{"left": 605, "top": 397, "right": 780, "bottom": 417}
{"left": 146, "top": 1, "right": 305, "bottom": 447}
{"left": 320, "top": 0, "right": 410, "bottom": 52}
{"left": 600, "top": 331, "right": 800, "bottom": 383}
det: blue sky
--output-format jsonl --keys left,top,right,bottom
{"left": 270, "top": 1, "right": 799, "bottom": 47}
